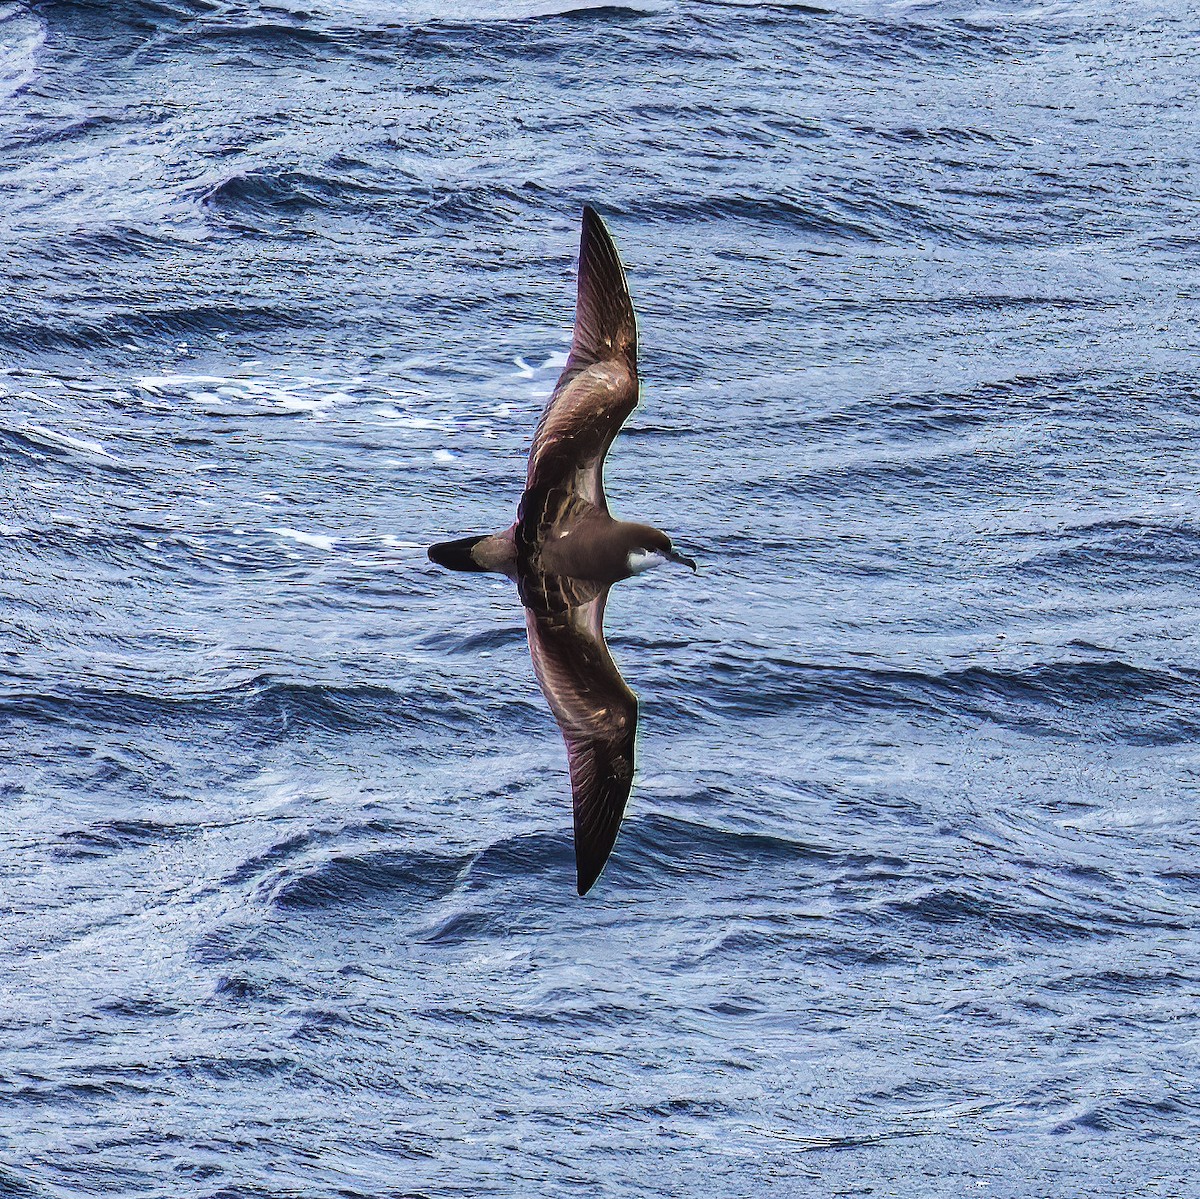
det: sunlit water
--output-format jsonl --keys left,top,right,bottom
{"left": 1, "top": 1, "right": 1198, "bottom": 1195}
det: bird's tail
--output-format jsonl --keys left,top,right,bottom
{"left": 427, "top": 532, "right": 515, "bottom": 574}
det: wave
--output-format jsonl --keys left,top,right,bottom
{"left": 692, "top": 653, "right": 1200, "bottom": 743}
{"left": 0, "top": 10, "right": 45, "bottom": 104}
{"left": 196, "top": 168, "right": 390, "bottom": 218}
{"left": 1011, "top": 519, "right": 1200, "bottom": 582}
{"left": 53, "top": 818, "right": 196, "bottom": 861}
{"left": 0, "top": 298, "right": 297, "bottom": 354}
{"left": 0, "top": 673, "right": 514, "bottom": 741}
{"left": 263, "top": 844, "right": 471, "bottom": 910}
{"left": 0, "top": 421, "right": 139, "bottom": 476}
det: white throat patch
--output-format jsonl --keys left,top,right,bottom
{"left": 627, "top": 548, "right": 668, "bottom": 575}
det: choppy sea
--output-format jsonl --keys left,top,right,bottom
{"left": 2, "top": 1, "right": 1198, "bottom": 1195}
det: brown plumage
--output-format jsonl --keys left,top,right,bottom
{"left": 428, "top": 206, "right": 694, "bottom": 895}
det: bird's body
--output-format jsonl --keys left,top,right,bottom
{"left": 428, "top": 207, "right": 693, "bottom": 894}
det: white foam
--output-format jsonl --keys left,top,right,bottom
{"left": 0, "top": 13, "right": 45, "bottom": 104}
{"left": 138, "top": 374, "right": 228, "bottom": 393}
{"left": 268, "top": 527, "right": 337, "bottom": 551}
{"left": 27, "top": 393, "right": 64, "bottom": 410}
{"left": 275, "top": 394, "right": 335, "bottom": 412}
{"left": 137, "top": 371, "right": 376, "bottom": 415}
{"left": 433, "top": 449, "right": 457, "bottom": 463}
{"left": 26, "top": 424, "right": 118, "bottom": 460}
{"left": 395, "top": 415, "right": 443, "bottom": 429}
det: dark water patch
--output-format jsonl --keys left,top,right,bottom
{"left": 93, "top": 995, "right": 181, "bottom": 1019}
{"left": 222, "top": 820, "right": 439, "bottom": 891}
{"left": 288, "top": 1006, "right": 350, "bottom": 1043}
{"left": 875, "top": 293, "right": 1111, "bottom": 318}
{"left": 197, "top": 168, "right": 389, "bottom": 221}
{"left": 219, "top": 830, "right": 328, "bottom": 888}
{"left": 696, "top": 653, "right": 1200, "bottom": 744}
{"left": 637, "top": 189, "right": 889, "bottom": 242}
{"left": 808, "top": 940, "right": 909, "bottom": 967}
{"left": 1012, "top": 519, "right": 1200, "bottom": 585}
{"left": 416, "top": 908, "right": 502, "bottom": 944}
{"left": 881, "top": 881, "right": 1187, "bottom": 941}
{"left": 0, "top": 1164, "right": 53, "bottom": 1198}
{"left": 1157, "top": 869, "right": 1200, "bottom": 896}
{"left": 1052, "top": 1096, "right": 1194, "bottom": 1137}
{"left": 54, "top": 818, "right": 195, "bottom": 859}
{"left": 0, "top": 302, "right": 298, "bottom": 354}
{"left": 101, "top": 302, "right": 301, "bottom": 343}
{"left": 768, "top": 445, "right": 1036, "bottom": 502}
{"left": 191, "top": 924, "right": 281, "bottom": 967}
{"left": 264, "top": 845, "right": 470, "bottom": 912}
{"left": 212, "top": 973, "right": 283, "bottom": 1005}
{"left": 622, "top": 811, "right": 908, "bottom": 885}
{"left": 458, "top": 828, "right": 574, "bottom": 891}
{"left": 707, "top": 996, "right": 766, "bottom": 1017}
{"left": 169, "top": 1053, "right": 292, "bottom": 1083}
{"left": 1, "top": 1072, "right": 161, "bottom": 1107}
{"left": 1046, "top": 968, "right": 1193, "bottom": 997}
{"left": 1, "top": 111, "right": 122, "bottom": 150}
{"left": 0, "top": 422, "right": 138, "bottom": 476}
{"left": 636, "top": 1096, "right": 735, "bottom": 1119}
{"left": 419, "top": 624, "right": 529, "bottom": 655}
{"left": 0, "top": 675, "right": 487, "bottom": 743}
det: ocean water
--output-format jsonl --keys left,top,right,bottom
{"left": 2, "top": 0, "right": 1199, "bottom": 1194}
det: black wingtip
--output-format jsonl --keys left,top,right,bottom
{"left": 573, "top": 789, "right": 629, "bottom": 898}
{"left": 571, "top": 204, "right": 637, "bottom": 370}
{"left": 576, "top": 855, "right": 605, "bottom": 897}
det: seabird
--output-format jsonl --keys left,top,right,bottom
{"left": 428, "top": 206, "right": 695, "bottom": 895}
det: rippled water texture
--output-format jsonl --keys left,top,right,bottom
{"left": 2, "top": 1, "right": 1199, "bottom": 1195}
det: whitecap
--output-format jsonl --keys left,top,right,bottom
{"left": 0, "top": 11, "right": 45, "bottom": 104}
{"left": 274, "top": 394, "right": 336, "bottom": 412}
{"left": 138, "top": 374, "right": 228, "bottom": 393}
{"left": 267, "top": 528, "right": 338, "bottom": 551}
{"left": 26, "top": 424, "right": 118, "bottom": 461}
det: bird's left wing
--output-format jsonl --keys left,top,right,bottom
{"left": 525, "top": 206, "right": 639, "bottom": 513}
{"left": 523, "top": 583, "right": 638, "bottom": 895}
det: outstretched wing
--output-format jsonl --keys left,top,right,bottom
{"left": 525, "top": 206, "right": 639, "bottom": 513}
{"left": 524, "top": 585, "right": 638, "bottom": 895}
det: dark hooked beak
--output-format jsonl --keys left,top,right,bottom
{"left": 668, "top": 548, "right": 697, "bottom": 572}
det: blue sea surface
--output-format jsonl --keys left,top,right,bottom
{"left": 2, "top": 1, "right": 1198, "bottom": 1194}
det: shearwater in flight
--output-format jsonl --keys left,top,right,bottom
{"left": 428, "top": 206, "right": 695, "bottom": 895}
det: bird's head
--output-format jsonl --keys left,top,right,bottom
{"left": 625, "top": 525, "right": 697, "bottom": 576}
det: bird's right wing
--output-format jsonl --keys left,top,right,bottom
{"left": 523, "top": 584, "right": 638, "bottom": 895}
{"left": 524, "top": 207, "right": 639, "bottom": 513}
